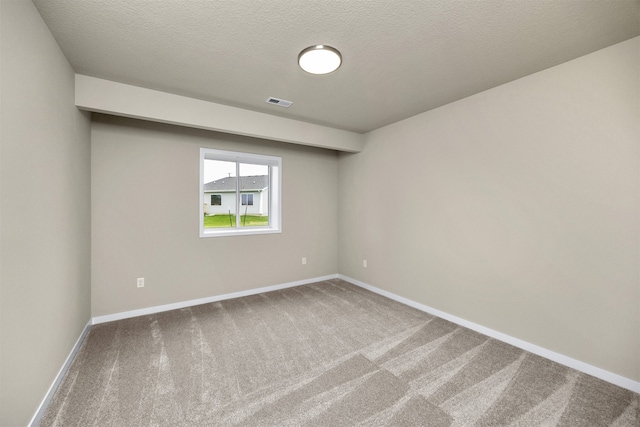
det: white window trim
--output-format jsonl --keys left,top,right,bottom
{"left": 200, "top": 148, "right": 282, "bottom": 238}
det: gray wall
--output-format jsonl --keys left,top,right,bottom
{"left": 91, "top": 115, "right": 338, "bottom": 316}
{"left": 0, "top": 1, "right": 92, "bottom": 425}
{"left": 338, "top": 37, "right": 640, "bottom": 381}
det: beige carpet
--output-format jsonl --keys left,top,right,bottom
{"left": 40, "top": 279, "right": 639, "bottom": 426}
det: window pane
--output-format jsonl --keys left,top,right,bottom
{"left": 203, "top": 160, "right": 236, "bottom": 228}
{"left": 240, "top": 194, "right": 254, "bottom": 205}
{"left": 200, "top": 148, "right": 281, "bottom": 237}
{"left": 239, "top": 163, "right": 268, "bottom": 227}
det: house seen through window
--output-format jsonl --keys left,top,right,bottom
{"left": 200, "top": 148, "right": 281, "bottom": 237}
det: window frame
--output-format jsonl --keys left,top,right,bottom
{"left": 200, "top": 148, "right": 281, "bottom": 238}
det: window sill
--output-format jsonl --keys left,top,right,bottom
{"left": 200, "top": 227, "right": 281, "bottom": 238}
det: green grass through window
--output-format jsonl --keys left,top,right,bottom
{"left": 204, "top": 214, "right": 269, "bottom": 228}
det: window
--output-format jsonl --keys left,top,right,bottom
{"left": 241, "top": 194, "right": 253, "bottom": 206}
{"left": 200, "top": 148, "right": 281, "bottom": 237}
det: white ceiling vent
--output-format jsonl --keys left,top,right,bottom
{"left": 266, "top": 97, "right": 293, "bottom": 108}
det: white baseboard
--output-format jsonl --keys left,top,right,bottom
{"left": 92, "top": 274, "right": 339, "bottom": 325}
{"left": 338, "top": 274, "right": 640, "bottom": 395}
{"left": 29, "top": 321, "right": 92, "bottom": 427}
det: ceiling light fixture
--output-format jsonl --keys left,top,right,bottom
{"left": 298, "top": 45, "right": 342, "bottom": 75}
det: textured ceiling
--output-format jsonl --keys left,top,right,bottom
{"left": 33, "top": 0, "right": 639, "bottom": 134}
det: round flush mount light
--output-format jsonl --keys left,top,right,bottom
{"left": 298, "top": 45, "right": 342, "bottom": 75}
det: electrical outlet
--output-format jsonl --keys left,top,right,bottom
{"left": 137, "top": 277, "right": 144, "bottom": 288}
{"left": 363, "top": 260, "right": 368, "bottom": 268}
{"left": 302, "top": 257, "right": 307, "bottom": 265}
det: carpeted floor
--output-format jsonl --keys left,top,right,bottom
{"left": 40, "top": 279, "right": 639, "bottom": 426}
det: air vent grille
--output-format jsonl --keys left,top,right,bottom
{"left": 266, "top": 97, "right": 293, "bottom": 108}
